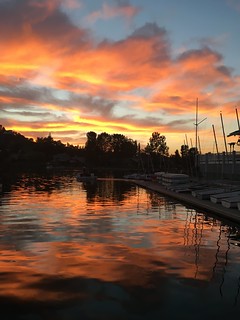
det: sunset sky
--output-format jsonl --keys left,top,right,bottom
{"left": 1, "top": 0, "right": 240, "bottom": 154}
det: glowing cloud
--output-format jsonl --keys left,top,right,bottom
{"left": 0, "top": 0, "right": 240, "bottom": 153}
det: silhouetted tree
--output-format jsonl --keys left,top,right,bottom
{"left": 143, "top": 132, "right": 169, "bottom": 171}
{"left": 36, "top": 133, "right": 66, "bottom": 158}
{"left": 145, "top": 132, "right": 169, "bottom": 156}
{"left": 97, "top": 132, "right": 112, "bottom": 153}
{"left": 168, "top": 149, "right": 182, "bottom": 173}
{"left": 111, "top": 134, "right": 137, "bottom": 158}
{"left": 180, "top": 144, "right": 189, "bottom": 157}
{"left": 85, "top": 131, "right": 97, "bottom": 163}
{"left": 175, "top": 149, "right": 181, "bottom": 158}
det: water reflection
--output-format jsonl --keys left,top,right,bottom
{"left": 0, "top": 173, "right": 240, "bottom": 319}
{"left": 81, "top": 178, "right": 136, "bottom": 204}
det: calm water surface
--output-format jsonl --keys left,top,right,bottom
{"left": 0, "top": 172, "right": 240, "bottom": 319}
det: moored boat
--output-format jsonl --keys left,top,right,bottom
{"left": 221, "top": 196, "right": 240, "bottom": 209}
{"left": 76, "top": 167, "right": 97, "bottom": 182}
{"left": 210, "top": 190, "right": 240, "bottom": 203}
{"left": 192, "top": 188, "right": 226, "bottom": 200}
{"left": 76, "top": 172, "right": 97, "bottom": 182}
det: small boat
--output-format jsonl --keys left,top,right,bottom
{"left": 221, "top": 196, "right": 240, "bottom": 209}
{"left": 76, "top": 172, "right": 97, "bottom": 182}
{"left": 192, "top": 188, "right": 225, "bottom": 200}
{"left": 162, "top": 173, "right": 189, "bottom": 187}
{"left": 210, "top": 190, "right": 240, "bottom": 203}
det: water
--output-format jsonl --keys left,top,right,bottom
{"left": 0, "top": 172, "right": 240, "bottom": 319}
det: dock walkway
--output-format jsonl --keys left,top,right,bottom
{"left": 131, "top": 179, "right": 240, "bottom": 225}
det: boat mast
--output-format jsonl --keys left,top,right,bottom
{"left": 236, "top": 108, "right": 240, "bottom": 130}
{"left": 198, "top": 136, "right": 201, "bottom": 154}
{"left": 220, "top": 111, "right": 228, "bottom": 155}
{"left": 235, "top": 108, "right": 240, "bottom": 146}
{"left": 185, "top": 134, "right": 189, "bottom": 147}
{"left": 194, "top": 98, "right": 207, "bottom": 152}
{"left": 195, "top": 98, "right": 198, "bottom": 152}
{"left": 212, "top": 124, "right": 219, "bottom": 154}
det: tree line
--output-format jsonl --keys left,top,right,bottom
{"left": 0, "top": 125, "right": 197, "bottom": 174}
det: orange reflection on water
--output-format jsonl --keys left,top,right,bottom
{"left": 0, "top": 177, "right": 238, "bottom": 306}
{"left": 0, "top": 222, "right": 228, "bottom": 303}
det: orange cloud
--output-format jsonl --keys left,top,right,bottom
{"left": 0, "top": 1, "right": 240, "bottom": 153}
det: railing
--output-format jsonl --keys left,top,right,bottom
{"left": 198, "top": 152, "right": 240, "bottom": 164}
{"left": 197, "top": 151, "right": 240, "bottom": 179}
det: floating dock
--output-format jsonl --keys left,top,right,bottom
{"left": 131, "top": 179, "right": 240, "bottom": 225}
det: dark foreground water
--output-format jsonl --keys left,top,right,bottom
{"left": 0, "top": 172, "right": 240, "bottom": 320}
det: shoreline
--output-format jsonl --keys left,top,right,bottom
{"left": 131, "top": 179, "right": 240, "bottom": 225}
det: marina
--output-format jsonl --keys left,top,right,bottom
{"left": 1, "top": 1, "right": 240, "bottom": 319}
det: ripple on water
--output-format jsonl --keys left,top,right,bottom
{"left": 0, "top": 175, "right": 240, "bottom": 319}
